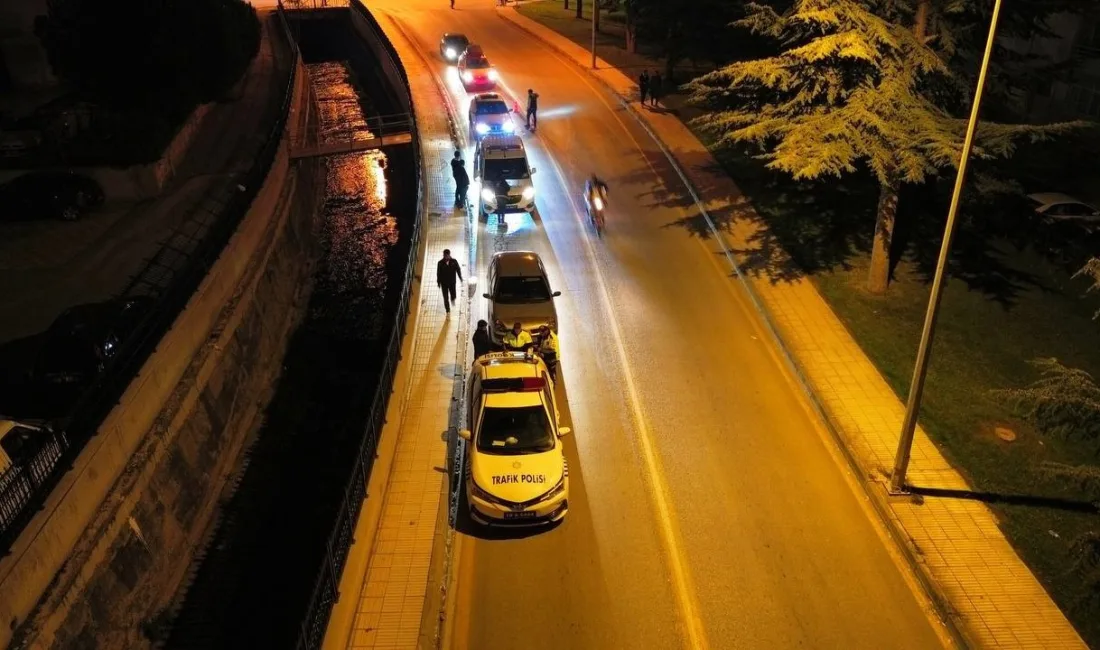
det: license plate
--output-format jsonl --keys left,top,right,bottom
{"left": 503, "top": 510, "right": 536, "bottom": 519}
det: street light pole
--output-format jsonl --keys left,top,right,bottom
{"left": 889, "top": 0, "right": 1005, "bottom": 494}
{"left": 591, "top": 1, "right": 598, "bottom": 69}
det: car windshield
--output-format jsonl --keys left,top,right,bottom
{"left": 484, "top": 158, "right": 528, "bottom": 181}
{"left": 476, "top": 101, "right": 508, "bottom": 116}
{"left": 494, "top": 276, "right": 551, "bottom": 303}
{"left": 477, "top": 405, "right": 554, "bottom": 454}
{"left": 467, "top": 60, "right": 490, "bottom": 70}
{"left": 446, "top": 36, "right": 468, "bottom": 46}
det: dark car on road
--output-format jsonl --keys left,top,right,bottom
{"left": 33, "top": 298, "right": 152, "bottom": 396}
{"left": 0, "top": 171, "right": 104, "bottom": 222}
{"left": 440, "top": 33, "right": 470, "bottom": 62}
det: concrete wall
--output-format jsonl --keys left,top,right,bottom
{"left": 348, "top": 2, "right": 413, "bottom": 116}
{"left": 0, "top": 52, "right": 321, "bottom": 650}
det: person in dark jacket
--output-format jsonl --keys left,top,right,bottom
{"left": 649, "top": 72, "right": 662, "bottom": 107}
{"left": 638, "top": 70, "right": 650, "bottom": 105}
{"left": 526, "top": 89, "right": 539, "bottom": 130}
{"left": 472, "top": 319, "right": 492, "bottom": 359}
{"left": 451, "top": 151, "right": 470, "bottom": 208}
{"left": 437, "top": 248, "right": 463, "bottom": 313}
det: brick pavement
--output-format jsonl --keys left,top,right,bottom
{"left": 499, "top": 6, "right": 1088, "bottom": 649}
{"left": 338, "top": 9, "right": 472, "bottom": 650}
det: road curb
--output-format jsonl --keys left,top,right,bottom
{"left": 497, "top": 8, "right": 970, "bottom": 648}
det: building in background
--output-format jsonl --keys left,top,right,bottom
{"left": 1003, "top": 12, "right": 1100, "bottom": 122}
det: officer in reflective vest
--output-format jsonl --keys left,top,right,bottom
{"left": 503, "top": 321, "right": 533, "bottom": 351}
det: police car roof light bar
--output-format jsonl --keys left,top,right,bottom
{"left": 481, "top": 377, "right": 547, "bottom": 392}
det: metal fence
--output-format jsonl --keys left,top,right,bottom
{"left": 292, "top": 0, "right": 423, "bottom": 647}
{"left": 0, "top": 13, "right": 302, "bottom": 552}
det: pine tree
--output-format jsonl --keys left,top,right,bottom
{"left": 685, "top": 0, "right": 1080, "bottom": 293}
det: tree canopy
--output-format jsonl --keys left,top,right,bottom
{"left": 685, "top": 0, "right": 1082, "bottom": 292}
{"left": 37, "top": 0, "right": 260, "bottom": 116}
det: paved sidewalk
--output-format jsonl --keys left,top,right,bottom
{"left": 500, "top": 7, "right": 1087, "bottom": 650}
{"left": 340, "top": 10, "right": 471, "bottom": 650}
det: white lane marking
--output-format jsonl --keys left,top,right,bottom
{"left": 539, "top": 141, "right": 710, "bottom": 650}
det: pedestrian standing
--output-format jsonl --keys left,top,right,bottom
{"left": 450, "top": 150, "right": 469, "bottom": 208}
{"left": 526, "top": 89, "right": 539, "bottom": 131}
{"left": 638, "top": 70, "right": 650, "bottom": 105}
{"left": 650, "top": 71, "right": 662, "bottom": 107}
{"left": 472, "top": 319, "right": 492, "bottom": 359}
{"left": 437, "top": 249, "right": 463, "bottom": 314}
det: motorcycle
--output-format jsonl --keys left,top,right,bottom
{"left": 583, "top": 183, "right": 607, "bottom": 237}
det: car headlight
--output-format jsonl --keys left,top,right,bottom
{"left": 488, "top": 69, "right": 499, "bottom": 81}
{"left": 593, "top": 196, "right": 603, "bottom": 210}
{"left": 542, "top": 477, "right": 567, "bottom": 501}
{"left": 481, "top": 188, "right": 497, "bottom": 203}
{"left": 445, "top": 47, "right": 456, "bottom": 59}
{"left": 462, "top": 71, "right": 473, "bottom": 82}
{"left": 475, "top": 122, "right": 489, "bottom": 134}
{"left": 521, "top": 186, "right": 535, "bottom": 201}
{"left": 503, "top": 121, "right": 515, "bottom": 133}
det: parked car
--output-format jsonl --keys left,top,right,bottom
{"left": 0, "top": 171, "right": 104, "bottom": 222}
{"left": 458, "top": 46, "right": 498, "bottom": 91}
{"left": 439, "top": 32, "right": 470, "bottom": 62}
{"left": 468, "top": 92, "right": 515, "bottom": 139}
{"left": 482, "top": 251, "right": 560, "bottom": 347}
{"left": 33, "top": 298, "right": 152, "bottom": 392}
{"left": 1028, "top": 192, "right": 1100, "bottom": 232}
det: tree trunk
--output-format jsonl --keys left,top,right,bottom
{"left": 624, "top": 2, "right": 636, "bottom": 53}
{"left": 867, "top": 180, "right": 900, "bottom": 294}
{"left": 576, "top": 0, "right": 582, "bottom": 20}
{"left": 594, "top": 0, "right": 600, "bottom": 33}
{"left": 564, "top": 0, "right": 569, "bottom": 10}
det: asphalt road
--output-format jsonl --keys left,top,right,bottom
{"left": 372, "top": 1, "right": 949, "bottom": 648}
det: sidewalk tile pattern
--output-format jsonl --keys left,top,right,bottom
{"left": 346, "top": 10, "right": 469, "bottom": 650}
{"left": 499, "top": 8, "right": 1086, "bottom": 649}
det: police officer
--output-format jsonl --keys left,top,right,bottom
{"left": 503, "top": 321, "right": 533, "bottom": 351}
{"left": 537, "top": 324, "right": 559, "bottom": 376}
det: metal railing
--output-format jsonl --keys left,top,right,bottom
{"left": 0, "top": 12, "right": 302, "bottom": 553}
{"left": 289, "top": 112, "right": 415, "bottom": 159}
{"left": 293, "top": 0, "right": 423, "bottom": 647}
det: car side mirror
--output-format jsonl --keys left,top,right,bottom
{"left": 530, "top": 167, "right": 537, "bottom": 174}
{"left": 558, "top": 427, "right": 571, "bottom": 437}
{"left": 483, "top": 293, "right": 491, "bottom": 299}
{"left": 459, "top": 429, "right": 472, "bottom": 441}
{"left": 552, "top": 291, "right": 561, "bottom": 297}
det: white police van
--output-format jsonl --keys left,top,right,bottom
{"left": 474, "top": 135, "right": 537, "bottom": 217}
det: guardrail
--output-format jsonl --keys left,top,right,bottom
{"left": 0, "top": 11, "right": 301, "bottom": 552}
{"left": 293, "top": 0, "right": 422, "bottom": 647}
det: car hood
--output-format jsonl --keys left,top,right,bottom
{"left": 490, "top": 301, "right": 556, "bottom": 331}
{"left": 471, "top": 448, "right": 564, "bottom": 503}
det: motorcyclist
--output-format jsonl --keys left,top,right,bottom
{"left": 502, "top": 321, "right": 533, "bottom": 351}
{"left": 536, "top": 325, "right": 559, "bottom": 376}
{"left": 585, "top": 174, "right": 609, "bottom": 228}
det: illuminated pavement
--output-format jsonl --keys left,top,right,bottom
{"left": 353, "top": 1, "right": 951, "bottom": 648}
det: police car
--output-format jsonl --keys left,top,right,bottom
{"left": 468, "top": 93, "right": 515, "bottom": 139}
{"left": 474, "top": 135, "right": 537, "bottom": 216}
{"left": 460, "top": 352, "right": 570, "bottom": 525}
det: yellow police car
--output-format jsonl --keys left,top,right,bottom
{"left": 460, "top": 351, "right": 570, "bottom": 525}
